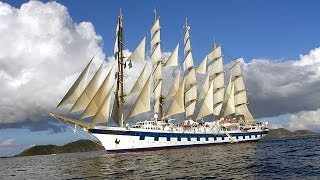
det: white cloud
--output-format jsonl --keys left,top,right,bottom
{"left": 0, "top": 138, "right": 15, "bottom": 146}
{"left": 287, "top": 108, "right": 320, "bottom": 132}
{"left": 238, "top": 47, "right": 320, "bottom": 119}
{"left": 0, "top": 1, "right": 105, "bottom": 126}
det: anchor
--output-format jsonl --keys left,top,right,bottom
{"left": 115, "top": 138, "right": 120, "bottom": 144}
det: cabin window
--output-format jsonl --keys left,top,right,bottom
{"left": 260, "top": 134, "right": 262, "bottom": 137}
{"left": 249, "top": 135, "right": 252, "bottom": 138}
{"left": 255, "top": 135, "right": 258, "bottom": 138}
{"left": 222, "top": 137, "right": 225, "bottom": 140}
{"left": 197, "top": 137, "right": 200, "bottom": 141}
{"left": 236, "top": 136, "right": 239, "bottom": 139}
{"left": 187, "top": 137, "right": 191, "bottom": 141}
{"left": 167, "top": 137, "right": 170, "bottom": 141}
{"left": 177, "top": 137, "right": 181, "bottom": 141}
{"left": 205, "top": 137, "right": 209, "bottom": 141}
{"left": 154, "top": 137, "right": 159, "bottom": 141}
{"left": 214, "top": 136, "right": 217, "bottom": 141}
{"left": 243, "top": 136, "right": 246, "bottom": 139}
{"left": 139, "top": 136, "right": 145, "bottom": 140}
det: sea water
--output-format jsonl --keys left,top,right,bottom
{"left": 0, "top": 136, "right": 319, "bottom": 179}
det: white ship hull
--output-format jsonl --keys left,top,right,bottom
{"left": 88, "top": 126, "right": 269, "bottom": 152}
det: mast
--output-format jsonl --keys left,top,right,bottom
{"left": 207, "top": 38, "right": 224, "bottom": 120}
{"left": 115, "top": 10, "right": 125, "bottom": 127}
{"left": 183, "top": 18, "right": 197, "bottom": 120}
{"left": 150, "top": 9, "right": 164, "bottom": 119}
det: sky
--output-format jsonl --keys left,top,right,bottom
{"left": 0, "top": 0, "right": 320, "bottom": 156}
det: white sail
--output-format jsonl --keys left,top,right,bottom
{"left": 129, "top": 64, "right": 147, "bottom": 94}
{"left": 213, "top": 103, "right": 223, "bottom": 116}
{"left": 197, "top": 56, "right": 207, "bottom": 74}
{"left": 166, "top": 70, "right": 180, "bottom": 98}
{"left": 153, "top": 61, "right": 163, "bottom": 82}
{"left": 198, "top": 74, "right": 209, "bottom": 100}
{"left": 207, "top": 45, "right": 222, "bottom": 63}
{"left": 166, "top": 78, "right": 185, "bottom": 117}
{"left": 127, "top": 37, "right": 146, "bottom": 63}
{"left": 151, "top": 42, "right": 162, "bottom": 64}
{"left": 183, "top": 25, "right": 194, "bottom": 71}
{"left": 69, "top": 63, "right": 103, "bottom": 113}
{"left": 213, "top": 88, "right": 224, "bottom": 116}
{"left": 80, "top": 67, "right": 113, "bottom": 119}
{"left": 209, "top": 57, "right": 223, "bottom": 79}
{"left": 185, "top": 84, "right": 197, "bottom": 103}
{"left": 235, "top": 104, "right": 254, "bottom": 122}
{"left": 212, "top": 73, "right": 224, "bottom": 92}
{"left": 235, "top": 91, "right": 247, "bottom": 106}
{"left": 183, "top": 52, "right": 195, "bottom": 71}
{"left": 114, "top": 20, "right": 120, "bottom": 56}
{"left": 128, "top": 74, "right": 152, "bottom": 118}
{"left": 92, "top": 83, "right": 116, "bottom": 124}
{"left": 151, "top": 31, "right": 161, "bottom": 48}
{"left": 185, "top": 100, "right": 196, "bottom": 118}
{"left": 164, "top": 44, "right": 179, "bottom": 67}
{"left": 234, "top": 77, "right": 245, "bottom": 93}
{"left": 224, "top": 77, "right": 232, "bottom": 102}
{"left": 56, "top": 58, "right": 93, "bottom": 108}
{"left": 151, "top": 18, "right": 160, "bottom": 41}
{"left": 154, "top": 80, "right": 162, "bottom": 114}
{"left": 197, "top": 81, "right": 214, "bottom": 119}
{"left": 111, "top": 96, "right": 120, "bottom": 124}
{"left": 224, "top": 83, "right": 235, "bottom": 117}
{"left": 150, "top": 18, "right": 161, "bottom": 64}
{"left": 185, "top": 68, "right": 197, "bottom": 88}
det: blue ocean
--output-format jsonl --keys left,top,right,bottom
{"left": 0, "top": 136, "right": 319, "bottom": 179}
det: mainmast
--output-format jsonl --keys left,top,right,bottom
{"left": 115, "top": 10, "right": 125, "bottom": 127}
{"left": 183, "top": 18, "right": 197, "bottom": 120}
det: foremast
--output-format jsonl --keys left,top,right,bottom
{"left": 150, "top": 9, "right": 164, "bottom": 120}
{"left": 113, "top": 11, "right": 126, "bottom": 127}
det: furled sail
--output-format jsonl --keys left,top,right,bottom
{"left": 164, "top": 44, "right": 179, "bottom": 67}
{"left": 197, "top": 81, "right": 214, "bottom": 119}
{"left": 197, "top": 56, "right": 207, "bottom": 74}
{"left": 126, "top": 37, "right": 146, "bottom": 63}
{"left": 56, "top": 57, "right": 94, "bottom": 108}
{"left": 166, "top": 78, "right": 185, "bottom": 117}
{"left": 128, "top": 74, "right": 152, "bottom": 118}
{"left": 92, "top": 83, "right": 116, "bottom": 124}
{"left": 80, "top": 67, "right": 113, "bottom": 119}
{"left": 69, "top": 62, "right": 103, "bottom": 113}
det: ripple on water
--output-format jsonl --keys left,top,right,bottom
{"left": 0, "top": 136, "right": 319, "bottom": 179}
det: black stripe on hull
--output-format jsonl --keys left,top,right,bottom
{"left": 106, "top": 139, "right": 260, "bottom": 153}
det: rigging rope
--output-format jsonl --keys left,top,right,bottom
{"left": 52, "top": 116, "right": 103, "bottom": 146}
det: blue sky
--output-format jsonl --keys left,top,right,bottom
{"left": 0, "top": 0, "right": 320, "bottom": 156}
{"left": 7, "top": 0, "right": 320, "bottom": 62}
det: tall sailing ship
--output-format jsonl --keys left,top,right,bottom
{"left": 50, "top": 11, "right": 269, "bottom": 152}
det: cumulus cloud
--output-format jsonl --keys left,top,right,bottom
{"left": 287, "top": 108, "right": 320, "bottom": 132}
{"left": 0, "top": 1, "right": 105, "bottom": 127}
{"left": 240, "top": 47, "right": 320, "bottom": 118}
